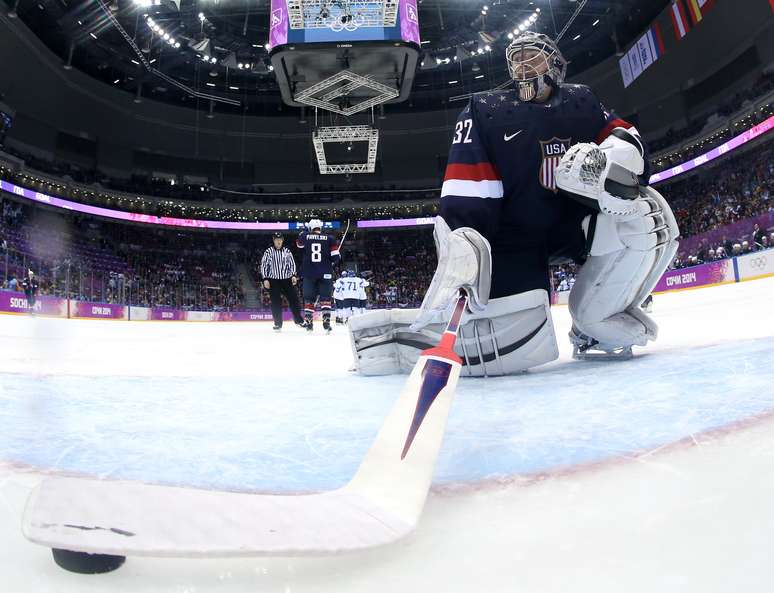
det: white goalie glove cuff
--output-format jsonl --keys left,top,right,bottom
{"left": 410, "top": 217, "right": 492, "bottom": 331}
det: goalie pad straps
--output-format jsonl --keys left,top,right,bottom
{"left": 349, "top": 290, "right": 558, "bottom": 377}
{"left": 569, "top": 187, "right": 679, "bottom": 351}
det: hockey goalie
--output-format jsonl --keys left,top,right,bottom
{"left": 349, "top": 31, "right": 679, "bottom": 376}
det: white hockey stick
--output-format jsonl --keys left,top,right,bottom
{"left": 22, "top": 293, "right": 469, "bottom": 569}
{"left": 339, "top": 218, "right": 351, "bottom": 250}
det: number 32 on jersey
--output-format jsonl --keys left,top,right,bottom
{"left": 453, "top": 119, "right": 473, "bottom": 144}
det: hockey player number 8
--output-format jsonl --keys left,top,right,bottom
{"left": 452, "top": 119, "right": 473, "bottom": 144}
{"left": 311, "top": 243, "right": 322, "bottom": 262}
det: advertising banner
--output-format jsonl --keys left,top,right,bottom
{"left": 400, "top": 0, "right": 420, "bottom": 44}
{"left": 269, "top": 0, "right": 288, "bottom": 48}
{"left": 736, "top": 250, "right": 774, "bottom": 281}
{"left": 0, "top": 291, "right": 67, "bottom": 317}
{"left": 150, "top": 308, "right": 186, "bottom": 321}
{"left": 653, "top": 259, "right": 734, "bottom": 292}
{"left": 71, "top": 301, "right": 127, "bottom": 320}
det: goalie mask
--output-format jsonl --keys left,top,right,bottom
{"left": 506, "top": 31, "right": 567, "bottom": 102}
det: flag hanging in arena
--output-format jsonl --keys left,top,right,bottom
{"left": 619, "top": 24, "right": 665, "bottom": 88}
{"left": 670, "top": 0, "right": 691, "bottom": 39}
{"left": 686, "top": 0, "right": 716, "bottom": 23}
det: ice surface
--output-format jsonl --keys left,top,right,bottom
{"left": 1, "top": 277, "right": 773, "bottom": 592}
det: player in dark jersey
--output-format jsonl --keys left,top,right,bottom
{"left": 21, "top": 269, "right": 39, "bottom": 314}
{"left": 348, "top": 31, "right": 678, "bottom": 376}
{"left": 296, "top": 218, "right": 340, "bottom": 333}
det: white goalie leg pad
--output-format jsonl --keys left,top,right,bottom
{"left": 569, "top": 188, "right": 679, "bottom": 352}
{"left": 349, "top": 289, "right": 558, "bottom": 376}
{"left": 629, "top": 186, "right": 680, "bottom": 307}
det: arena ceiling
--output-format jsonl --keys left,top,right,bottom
{"left": 5, "top": 0, "right": 669, "bottom": 114}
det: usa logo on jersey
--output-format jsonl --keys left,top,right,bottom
{"left": 539, "top": 137, "right": 572, "bottom": 193}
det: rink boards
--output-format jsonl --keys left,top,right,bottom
{"left": 2, "top": 248, "right": 773, "bottom": 319}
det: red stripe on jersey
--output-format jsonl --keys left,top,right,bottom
{"left": 596, "top": 118, "right": 634, "bottom": 144}
{"left": 444, "top": 162, "right": 501, "bottom": 183}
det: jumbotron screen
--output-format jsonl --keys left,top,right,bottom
{"left": 269, "top": 0, "right": 420, "bottom": 47}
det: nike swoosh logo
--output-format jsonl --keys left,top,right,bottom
{"left": 504, "top": 130, "right": 523, "bottom": 142}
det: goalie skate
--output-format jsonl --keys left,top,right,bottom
{"left": 569, "top": 325, "right": 633, "bottom": 360}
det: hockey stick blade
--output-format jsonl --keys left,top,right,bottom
{"left": 22, "top": 295, "right": 469, "bottom": 558}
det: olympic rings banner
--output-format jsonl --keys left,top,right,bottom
{"left": 736, "top": 251, "right": 774, "bottom": 281}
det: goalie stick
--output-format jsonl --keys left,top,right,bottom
{"left": 22, "top": 292, "right": 469, "bottom": 572}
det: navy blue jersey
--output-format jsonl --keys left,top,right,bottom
{"left": 296, "top": 231, "right": 340, "bottom": 279}
{"left": 440, "top": 84, "right": 641, "bottom": 255}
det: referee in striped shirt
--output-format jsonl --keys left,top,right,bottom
{"left": 261, "top": 232, "right": 305, "bottom": 331}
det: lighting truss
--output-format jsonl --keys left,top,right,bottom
{"left": 313, "top": 125, "right": 379, "bottom": 174}
{"left": 285, "top": 0, "right": 399, "bottom": 31}
{"left": 295, "top": 70, "right": 398, "bottom": 117}
{"left": 94, "top": 0, "right": 240, "bottom": 106}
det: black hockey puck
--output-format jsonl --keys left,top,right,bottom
{"left": 52, "top": 548, "right": 126, "bottom": 573}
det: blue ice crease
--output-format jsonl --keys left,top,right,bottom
{"left": 1, "top": 337, "right": 773, "bottom": 492}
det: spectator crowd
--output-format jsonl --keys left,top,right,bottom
{"left": 1, "top": 131, "right": 773, "bottom": 312}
